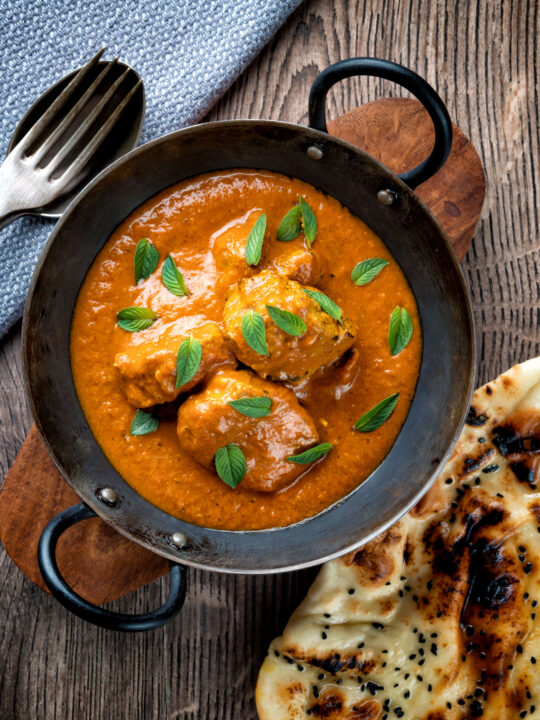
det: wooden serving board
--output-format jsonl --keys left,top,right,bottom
{"left": 0, "top": 97, "right": 485, "bottom": 605}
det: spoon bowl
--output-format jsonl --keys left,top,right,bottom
{"left": 6, "top": 58, "right": 145, "bottom": 219}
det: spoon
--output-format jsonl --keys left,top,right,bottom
{"left": 0, "top": 48, "right": 145, "bottom": 228}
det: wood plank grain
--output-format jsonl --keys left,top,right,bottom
{"left": 0, "top": 1, "right": 538, "bottom": 719}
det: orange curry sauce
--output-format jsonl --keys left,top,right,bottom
{"left": 70, "top": 170, "right": 422, "bottom": 530}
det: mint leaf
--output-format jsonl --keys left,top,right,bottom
{"left": 276, "top": 205, "right": 302, "bottom": 242}
{"left": 351, "top": 258, "right": 389, "bottom": 286}
{"left": 245, "top": 213, "right": 267, "bottom": 266}
{"left": 299, "top": 196, "right": 317, "bottom": 247}
{"left": 176, "top": 336, "right": 202, "bottom": 388}
{"left": 286, "top": 442, "right": 333, "bottom": 464}
{"left": 241, "top": 310, "right": 268, "bottom": 356}
{"left": 302, "top": 288, "right": 342, "bottom": 324}
{"left": 134, "top": 238, "right": 159, "bottom": 283}
{"left": 215, "top": 444, "right": 247, "bottom": 488}
{"left": 130, "top": 409, "right": 160, "bottom": 435}
{"left": 353, "top": 393, "right": 399, "bottom": 432}
{"left": 228, "top": 396, "right": 272, "bottom": 418}
{"left": 266, "top": 304, "right": 306, "bottom": 337}
{"left": 162, "top": 254, "right": 189, "bottom": 297}
{"left": 117, "top": 306, "right": 157, "bottom": 332}
{"left": 388, "top": 307, "right": 413, "bottom": 356}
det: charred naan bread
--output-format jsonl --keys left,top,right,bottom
{"left": 257, "top": 357, "right": 540, "bottom": 720}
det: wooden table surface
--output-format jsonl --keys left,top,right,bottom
{"left": 0, "top": 1, "right": 538, "bottom": 718}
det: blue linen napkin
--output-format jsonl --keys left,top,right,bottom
{"left": 0, "top": 0, "right": 302, "bottom": 338}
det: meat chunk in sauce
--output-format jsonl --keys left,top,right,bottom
{"left": 270, "top": 246, "right": 320, "bottom": 286}
{"left": 177, "top": 369, "right": 319, "bottom": 492}
{"left": 223, "top": 270, "right": 355, "bottom": 382}
{"left": 114, "top": 321, "right": 235, "bottom": 408}
{"left": 213, "top": 216, "right": 258, "bottom": 294}
{"left": 213, "top": 215, "right": 320, "bottom": 294}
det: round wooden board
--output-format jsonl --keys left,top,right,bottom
{"left": 328, "top": 97, "right": 486, "bottom": 261}
{"left": 0, "top": 97, "right": 485, "bottom": 605}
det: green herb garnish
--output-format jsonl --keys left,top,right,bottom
{"left": 276, "top": 205, "right": 302, "bottom": 242}
{"left": 286, "top": 442, "right": 333, "bottom": 464}
{"left": 162, "top": 255, "right": 189, "bottom": 297}
{"left": 134, "top": 238, "right": 159, "bottom": 283}
{"left": 215, "top": 444, "right": 247, "bottom": 488}
{"left": 228, "top": 396, "right": 272, "bottom": 418}
{"left": 130, "top": 409, "right": 160, "bottom": 435}
{"left": 241, "top": 310, "right": 268, "bottom": 356}
{"left": 176, "top": 336, "right": 202, "bottom": 388}
{"left": 388, "top": 307, "right": 413, "bottom": 356}
{"left": 117, "top": 306, "right": 157, "bottom": 332}
{"left": 351, "top": 258, "right": 389, "bottom": 286}
{"left": 299, "top": 196, "right": 317, "bottom": 247}
{"left": 353, "top": 393, "right": 399, "bottom": 432}
{"left": 266, "top": 304, "right": 306, "bottom": 337}
{"left": 245, "top": 213, "right": 267, "bottom": 266}
{"left": 302, "top": 288, "right": 342, "bottom": 324}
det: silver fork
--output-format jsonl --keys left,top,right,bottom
{"left": 0, "top": 48, "right": 142, "bottom": 229}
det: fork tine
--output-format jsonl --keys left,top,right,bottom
{"left": 52, "top": 79, "right": 142, "bottom": 186}
{"left": 46, "top": 66, "right": 133, "bottom": 176}
{"left": 13, "top": 47, "right": 107, "bottom": 157}
{"left": 31, "top": 58, "right": 118, "bottom": 165}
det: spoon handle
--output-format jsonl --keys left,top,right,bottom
{"left": 0, "top": 189, "right": 25, "bottom": 229}
{"left": 0, "top": 154, "right": 30, "bottom": 229}
{"left": 0, "top": 211, "right": 23, "bottom": 230}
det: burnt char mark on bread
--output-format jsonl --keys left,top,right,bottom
{"left": 310, "top": 692, "right": 379, "bottom": 718}
{"left": 458, "top": 447, "right": 495, "bottom": 476}
{"left": 492, "top": 425, "right": 540, "bottom": 458}
{"left": 283, "top": 652, "right": 376, "bottom": 676}
{"left": 467, "top": 405, "right": 489, "bottom": 426}
{"left": 310, "top": 691, "right": 344, "bottom": 718}
{"left": 492, "top": 417, "right": 540, "bottom": 491}
{"left": 347, "top": 528, "right": 402, "bottom": 585}
{"left": 511, "top": 460, "right": 537, "bottom": 485}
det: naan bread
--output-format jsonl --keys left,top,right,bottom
{"left": 257, "top": 357, "right": 540, "bottom": 720}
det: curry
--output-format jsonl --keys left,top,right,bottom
{"left": 70, "top": 170, "right": 422, "bottom": 530}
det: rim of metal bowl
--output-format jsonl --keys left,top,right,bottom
{"left": 22, "top": 119, "right": 476, "bottom": 574}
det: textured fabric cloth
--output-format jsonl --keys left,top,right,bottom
{"left": 0, "top": 0, "right": 302, "bottom": 338}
